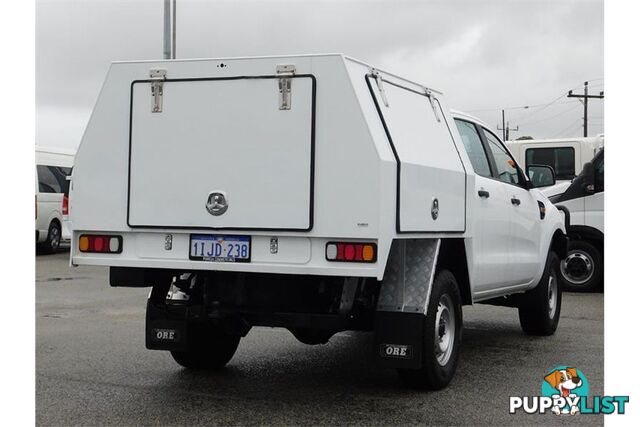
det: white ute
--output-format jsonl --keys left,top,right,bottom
{"left": 71, "top": 54, "right": 568, "bottom": 389}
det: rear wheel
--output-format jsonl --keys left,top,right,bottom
{"left": 559, "top": 240, "right": 603, "bottom": 292}
{"left": 518, "top": 251, "right": 561, "bottom": 336}
{"left": 398, "top": 269, "right": 462, "bottom": 390}
{"left": 170, "top": 323, "right": 240, "bottom": 370}
{"left": 40, "top": 221, "right": 61, "bottom": 253}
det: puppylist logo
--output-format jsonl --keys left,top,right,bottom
{"left": 510, "top": 366, "right": 629, "bottom": 416}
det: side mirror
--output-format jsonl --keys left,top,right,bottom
{"left": 582, "top": 161, "right": 595, "bottom": 192}
{"left": 526, "top": 164, "right": 556, "bottom": 188}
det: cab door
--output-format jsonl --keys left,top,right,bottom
{"left": 481, "top": 129, "right": 541, "bottom": 286}
{"left": 454, "top": 119, "right": 512, "bottom": 293}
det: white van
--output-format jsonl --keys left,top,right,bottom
{"left": 36, "top": 146, "right": 75, "bottom": 252}
{"left": 71, "top": 54, "right": 568, "bottom": 389}
{"left": 506, "top": 136, "right": 604, "bottom": 190}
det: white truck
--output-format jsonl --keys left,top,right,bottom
{"left": 506, "top": 137, "right": 604, "bottom": 292}
{"left": 70, "top": 54, "right": 568, "bottom": 389}
{"left": 547, "top": 149, "right": 604, "bottom": 292}
{"left": 506, "top": 135, "right": 604, "bottom": 191}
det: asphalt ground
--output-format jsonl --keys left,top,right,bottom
{"left": 36, "top": 251, "right": 604, "bottom": 426}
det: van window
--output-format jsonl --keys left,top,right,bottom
{"left": 525, "top": 147, "right": 575, "bottom": 180}
{"left": 482, "top": 129, "right": 521, "bottom": 185}
{"left": 37, "top": 165, "right": 71, "bottom": 194}
{"left": 454, "top": 119, "right": 492, "bottom": 177}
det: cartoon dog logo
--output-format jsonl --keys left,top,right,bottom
{"left": 544, "top": 367, "right": 583, "bottom": 415}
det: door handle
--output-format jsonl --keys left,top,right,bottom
{"left": 478, "top": 190, "right": 490, "bottom": 198}
{"left": 511, "top": 197, "right": 521, "bottom": 206}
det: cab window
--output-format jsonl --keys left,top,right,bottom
{"left": 454, "top": 119, "right": 492, "bottom": 177}
{"left": 482, "top": 129, "right": 521, "bottom": 185}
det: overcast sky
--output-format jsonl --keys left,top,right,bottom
{"left": 36, "top": 0, "right": 603, "bottom": 149}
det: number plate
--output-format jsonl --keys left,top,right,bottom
{"left": 189, "top": 235, "right": 251, "bottom": 262}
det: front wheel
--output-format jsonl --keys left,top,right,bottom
{"left": 170, "top": 323, "right": 240, "bottom": 370}
{"left": 398, "top": 269, "right": 462, "bottom": 390}
{"left": 559, "top": 240, "right": 603, "bottom": 292}
{"left": 518, "top": 251, "right": 561, "bottom": 336}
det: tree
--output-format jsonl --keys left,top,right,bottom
{"left": 516, "top": 136, "right": 534, "bottom": 140}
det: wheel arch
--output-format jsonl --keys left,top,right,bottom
{"left": 44, "top": 217, "right": 62, "bottom": 242}
{"left": 549, "top": 228, "right": 569, "bottom": 260}
{"left": 568, "top": 225, "right": 604, "bottom": 253}
{"left": 45, "top": 210, "right": 62, "bottom": 234}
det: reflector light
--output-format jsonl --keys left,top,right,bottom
{"left": 325, "top": 242, "right": 377, "bottom": 263}
{"left": 362, "top": 245, "right": 375, "bottom": 261}
{"left": 79, "top": 236, "right": 89, "bottom": 251}
{"left": 344, "top": 244, "right": 355, "bottom": 260}
{"left": 109, "top": 237, "right": 119, "bottom": 252}
{"left": 79, "top": 234, "right": 122, "bottom": 254}
{"left": 326, "top": 244, "right": 338, "bottom": 259}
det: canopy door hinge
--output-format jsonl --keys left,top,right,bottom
{"left": 425, "top": 88, "right": 441, "bottom": 122}
{"left": 150, "top": 69, "right": 167, "bottom": 113}
{"left": 276, "top": 64, "right": 296, "bottom": 110}
{"left": 371, "top": 70, "right": 389, "bottom": 107}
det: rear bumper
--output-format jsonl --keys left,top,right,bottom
{"left": 61, "top": 219, "right": 72, "bottom": 242}
{"left": 75, "top": 255, "right": 379, "bottom": 278}
{"left": 72, "top": 231, "right": 381, "bottom": 278}
{"left": 36, "top": 229, "right": 47, "bottom": 243}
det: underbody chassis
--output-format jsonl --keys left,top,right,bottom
{"left": 143, "top": 271, "right": 380, "bottom": 350}
{"left": 114, "top": 239, "right": 442, "bottom": 370}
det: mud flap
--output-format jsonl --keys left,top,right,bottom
{"left": 375, "top": 312, "right": 424, "bottom": 369}
{"left": 145, "top": 300, "right": 188, "bottom": 351}
{"left": 374, "top": 239, "right": 440, "bottom": 369}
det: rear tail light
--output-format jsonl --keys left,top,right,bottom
{"left": 79, "top": 234, "right": 122, "bottom": 254}
{"left": 326, "top": 242, "right": 377, "bottom": 263}
{"left": 62, "top": 195, "right": 69, "bottom": 216}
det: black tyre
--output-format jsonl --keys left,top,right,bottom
{"left": 398, "top": 269, "right": 462, "bottom": 390}
{"left": 518, "top": 251, "right": 561, "bottom": 336}
{"left": 559, "top": 240, "right": 603, "bottom": 292}
{"left": 40, "top": 221, "right": 61, "bottom": 253}
{"left": 289, "top": 328, "right": 334, "bottom": 345}
{"left": 170, "top": 323, "right": 240, "bottom": 370}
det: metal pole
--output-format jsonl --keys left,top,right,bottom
{"left": 568, "top": 82, "right": 603, "bottom": 137}
{"left": 172, "top": 0, "right": 176, "bottom": 59}
{"left": 163, "top": 0, "right": 171, "bottom": 59}
{"left": 502, "top": 109, "right": 506, "bottom": 141}
{"left": 583, "top": 81, "right": 588, "bottom": 137}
